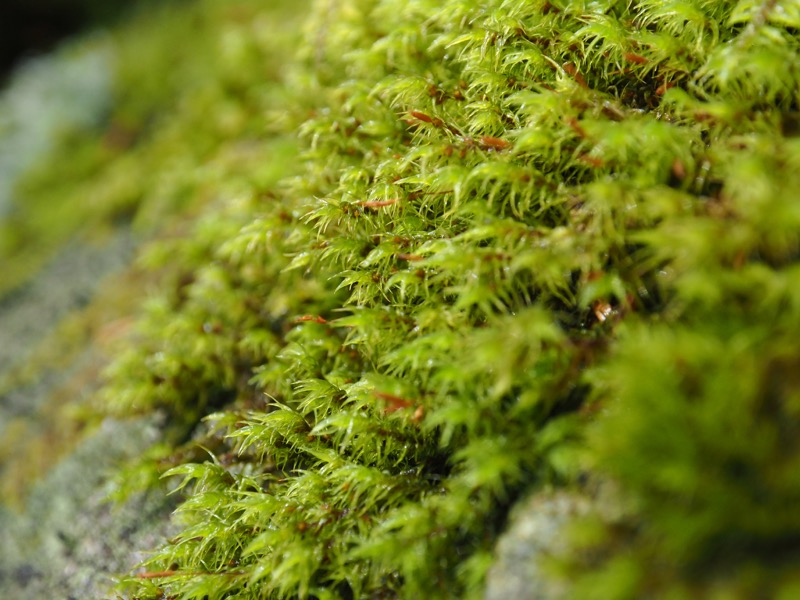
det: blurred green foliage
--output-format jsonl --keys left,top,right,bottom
{"left": 0, "top": 0, "right": 181, "bottom": 82}
{"left": 0, "top": 0, "right": 301, "bottom": 296}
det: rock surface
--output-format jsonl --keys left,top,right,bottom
{"left": 0, "top": 232, "right": 176, "bottom": 599}
{"left": 0, "top": 416, "right": 177, "bottom": 600}
{"left": 485, "top": 491, "right": 591, "bottom": 600}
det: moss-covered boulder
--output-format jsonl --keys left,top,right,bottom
{"left": 3, "top": 0, "right": 799, "bottom": 598}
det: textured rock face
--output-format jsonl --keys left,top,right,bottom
{"left": 0, "top": 145, "right": 159, "bottom": 599}
{"left": 0, "top": 223, "right": 168, "bottom": 598}
{"left": 0, "top": 416, "right": 177, "bottom": 600}
{"left": 0, "top": 232, "right": 135, "bottom": 377}
{"left": 485, "top": 491, "right": 591, "bottom": 600}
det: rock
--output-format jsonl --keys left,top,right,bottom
{"left": 485, "top": 490, "right": 591, "bottom": 600}
{"left": 0, "top": 415, "right": 177, "bottom": 600}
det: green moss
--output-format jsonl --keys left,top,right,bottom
{"left": 7, "top": 0, "right": 799, "bottom": 598}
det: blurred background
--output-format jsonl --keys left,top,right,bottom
{"left": 0, "top": 2, "right": 302, "bottom": 595}
{"left": 1, "top": 0, "right": 159, "bottom": 80}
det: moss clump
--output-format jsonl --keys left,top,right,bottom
{"left": 28, "top": 0, "right": 795, "bottom": 598}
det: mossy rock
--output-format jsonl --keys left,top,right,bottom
{"left": 3, "top": 0, "right": 800, "bottom": 598}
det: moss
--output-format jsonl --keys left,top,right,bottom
{"left": 4, "top": 0, "right": 800, "bottom": 598}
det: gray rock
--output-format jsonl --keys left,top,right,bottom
{"left": 0, "top": 231, "right": 136, "bottom": 378}
{"left": 485, "top": 491, "right": 591, "bottom": 600}
{"left": 0, "top": 415, "right": 178, "bottom": 600}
